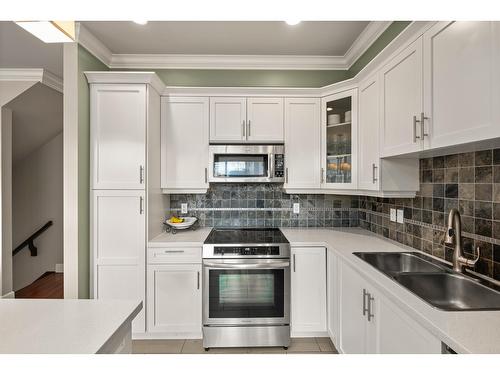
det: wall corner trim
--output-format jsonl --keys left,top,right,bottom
{"left": 76, "top": 23, "right": 113, "bottom": 67}
{"left": 0, "top": 68, "right": 63, "bottom": 93}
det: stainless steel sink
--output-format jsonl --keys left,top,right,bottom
{"left": 393, "top": 273, "right": 500, "bottom": 311}
{"left": 354, "top": 252, "right": 446, "bottom": 275}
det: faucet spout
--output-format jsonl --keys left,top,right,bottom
{"left": 445, "top": 208, "right": 479, "bottom": 273}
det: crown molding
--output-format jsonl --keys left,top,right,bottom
{"left": 76, "top": 21, "right": 393, "bottom": 71}
{"left": 344, "top": 21, "right": 392, "bottom": 68}
{"left": 84, "top": 71, "right": 165, "bottom": 94}
{"left": 0, "top": 68, "right": 63, "bottom": 93}
{"left": 109, "top": 54, "right": 348, "bottom": 70}
{"left": 76, "top": 23, "right": 113, "bottom": 66}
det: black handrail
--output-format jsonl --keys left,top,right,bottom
{"left": 12, "top": 221, "right": 53, "bottom": 256}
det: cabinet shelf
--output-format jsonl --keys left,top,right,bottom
{"left": 327, "top": 121, "right": 351, "bottom": 128}
{"left": 327, "top": 153, "right": 352, "bottom": 158}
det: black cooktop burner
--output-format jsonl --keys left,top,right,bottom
{"left": 204, "top": 228, "right": 288, "bottom": 244}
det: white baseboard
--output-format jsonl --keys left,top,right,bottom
{"left": 55, "top": 263, "right": 64, "bottom": 273}
{"left": 1, "top": 291, "right": 15, "bottom": 299}
{"left": 133, "top": 331, "right": 203, "bottom": 340}
{"left": 291, "top": 331, "right": 329, "bottom": 338}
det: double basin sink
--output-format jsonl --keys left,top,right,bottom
{"left": 354, "top": 252, "right": 500, "bottom": 311}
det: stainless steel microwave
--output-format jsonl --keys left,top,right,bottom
{"left": 208, "top": 145, "right": 285, "bottom": 183}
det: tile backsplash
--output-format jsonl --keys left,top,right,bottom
{"left": 168, "top": 148, "right": 500, "bottom": 281}
{"left": 169, "top": 184, "right": 359, "bottom": 228}
{"left": 359, "top": 148, "right": 500, "bottom": 281}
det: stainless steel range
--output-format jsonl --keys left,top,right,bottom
{"left": 202, "top": 228, "right": 290, "bottom": 350}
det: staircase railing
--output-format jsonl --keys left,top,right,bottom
{"left": 12, "top": 221, "right": 53, "bottom": 257}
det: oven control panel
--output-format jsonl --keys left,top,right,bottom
{"left": 214, "top": 246, "right": 280, "bottom": 256}
{"left": 274, "top": 154, "right": 284, "bottom": 178}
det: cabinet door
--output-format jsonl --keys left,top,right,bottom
{"left": 339, "top": 261, "right": 367, "bottom": 353}
{"left": 147, "top": 264, "right": 202, "bottom": 336}
{"left": 327, "top": 250, "right": 339, "bottom": 348}
{"left": 424, "top": 21, "right": 500, "bottom": 149}
{"left": 379, "top": 38, "right": 423, "bottom": 157}
{"left": 284, "top": 98, "right": 321, "bottom": 189}
{"left": 374, "top": 292, "right": 441, "bottom": 353}
{"left": 321, "top": 89, "right": 358, "bottom": 189}
{"left": 92, "top": 190, "right": 146, "bottom": 333}
{"left": 247, "top": 97, "right": 284, "bottom": 142}
{"left": 209, "top": 97, "right": 247, "bottom": 142}
{"left": 291, "top": 247, "right": 327, "bottom": 336}
{"left": 358, "top": 75, "right": 380, "bottom": 191}
{"left": 91, "top": 84, "right": 146, "bottom": 189}
{"left": 161, "top": 97, "right": 209, "bottom": 191}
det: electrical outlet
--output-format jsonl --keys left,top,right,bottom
{"left": 181, "top": 203, "right": 188, "bottom": 214}
{"left": 390, "top": 208, "right": 397, "bottom": 222}
{"left": 397, "top": 209, "right": 404, "bottom": 224}
{"left": 293, "top": 203, "right": 300, "bottom": 214}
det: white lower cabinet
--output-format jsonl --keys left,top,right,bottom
{"left": 327, "top": 249, "right": 340, "bottom": 348}
{"left": 291, "top": 247, "right": 327, "bottom": 337}
{"left": 338, "top": 260, "right": 441, "bottom": 354}
{"left": 146, "top": 250, "right": 202, "bottom": 338}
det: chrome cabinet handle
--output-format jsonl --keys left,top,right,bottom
{"left": 162, "top": 250, "right": 184, "bottom": 254}
{"left": 139, "top": 165, "right": 145, "bottom": 184}
{"left": 242, "top": 120, "right": 246, "bottom": 138}
{"left": 372, "top": 163, "right": 378, "bottom": 183}
{"left": 413, "top": 115, "right": 421, "bottom": 143}
{"left": 420, "top": 112, "right": 429, "bottom": 139}
{"left": 293, "top": 254, "right": 296, "bottom": 272}
{"left": 321, "top": 168, "right": 325, "bottom": 184}
{"left": 285, "top": 168, "right": 289, "bottom": 184}
{"left": 248, "top": 120, "right": 251, "bottom": 137}
{"left": 204, "top": 167, "right": 208, "bottom": 183}
{"left": 139, "top": 196, "right": 144, "bottom": 214}
{"left": 197, "top": 271, "right": 200, "bottom": 290}
{"left": 367, "top": 293, "right": 375, "bottom": 322}
{"left": 362, "top": 288, "right": 368, "bottom": 316}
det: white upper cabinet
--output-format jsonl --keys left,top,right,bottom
{"left": 358, "top": 75, "right": 380, "bottom": 191}
{"left": 291, "top": 247, "right": 327, "bottom": 336}
{"left": 379, "top": 38, "right": 423, "bottom": 157}
{"left": 161, "top": 97, "right": 209, "bottom": 192}
{"left": 91, "top": 84, "right": 146, "bottom": 189}
{"left": 424, "top": 21, "right": 500, "bottom": 149}
{"left": 209, "top": 97, "right": 284, "bottom": 143}
{"left": 246, "top": 97, "right": 284, "bottom": 142}
{"left": 284, "top": 98, "right": 321, "bottom": 189}
{"left": 321, "top": 89, "right": 358, "bottom": 190}
{"left": 209, "top": 97, "right": 247, "bottom": 142}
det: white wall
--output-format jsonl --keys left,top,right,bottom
{"left": 12, "top": 132, "right": 63, "bottom": 291}
{"left": 1, "top": 108, "right": 13, "bottom": 297}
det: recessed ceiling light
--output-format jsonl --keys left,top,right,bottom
{"left": 133, "top": 20, "right": 148, "bottom": 25}
{"left": 15, "top": 21, "right": 75, "bottom": 43}
{"left": 285, "top": 20, "right": 301, "bottom": 26}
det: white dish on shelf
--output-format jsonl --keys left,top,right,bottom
{"left": 345, "top": 110, "right": 351, "bottom": 122}
{"left": 327, "top": 114, "right": 340, "bottom": 125}
{"left": 165, "top": 216, "right": 197, "bottom": 229}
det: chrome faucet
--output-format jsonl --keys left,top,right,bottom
{"left": 444, "top": 208, "right": 480, "bottom": 272}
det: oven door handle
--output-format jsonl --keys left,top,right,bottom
{"left": 203, "top": 261, "right": 290, "bottom": 269}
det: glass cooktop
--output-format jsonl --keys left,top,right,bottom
{"left": 204, "top": 228, "right": 289, "bottom": 245}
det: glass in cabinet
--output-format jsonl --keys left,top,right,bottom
{"left": 321, "top": 89, "right": 357, "bottom": 189}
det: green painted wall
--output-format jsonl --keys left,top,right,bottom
{"left": 348, "top": 21, "right": 411, "bottom": 77}
{"left": 77, "top": 45, "right": 108, "bottom": 298}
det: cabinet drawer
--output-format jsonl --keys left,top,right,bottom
{"left": 148, "top": 247, "right": 202, "bottom": 264}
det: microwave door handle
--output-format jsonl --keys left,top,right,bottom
{"left": 203, "top": 261, "right": 290, "bottom": 269}
{"left": 269, "top": 153, "right": 274, "bottom": 180}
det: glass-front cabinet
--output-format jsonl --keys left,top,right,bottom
{"left": 321, "top": 89, "right": 358, "bottom": 189}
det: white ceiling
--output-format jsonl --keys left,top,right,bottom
{"left": 0, "top": 22, "right": 63, "bottom": 77}
{"left": 6, "top": 83, "right": 63, "bottom": 164}
{"left": 81, "top": 21, "right": 370, "bottom": 56}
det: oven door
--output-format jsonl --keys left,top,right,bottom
{"left": 203, "top": 259, "right": 290, "bottom": 326}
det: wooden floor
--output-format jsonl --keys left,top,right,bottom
{"left": 132, "top": 338, "right": 338, "bottom": 354}
{"left": 15, "top": 272, "right": 63, "bottom": 299}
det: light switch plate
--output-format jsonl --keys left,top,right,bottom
{"left": 390, "top": 208, "right": 397, "bottom": 222}
{"left": 293, "top": 203, "right": 300, "bottom": 214}
{"left": 181, "top": 203, "right": 188, "bottom": 214}
{"left": 397, "top": 209, "right": 404, "bottom": 224}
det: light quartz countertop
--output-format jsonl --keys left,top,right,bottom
{"left": 280, "top": 227, "right": 500, "bottom": 354}
{"left": 0, "top": 299, "right": 142, "bottom": 353}
{"left": 148, "top": 227, "right": 212, "bottom": 247}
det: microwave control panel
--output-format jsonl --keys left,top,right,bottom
{"left": 274, "top": 154, "right": 284, "bottom": 177}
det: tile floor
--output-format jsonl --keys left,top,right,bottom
{"left": 133, "top": 337, "right": 338, "bottom": 354}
